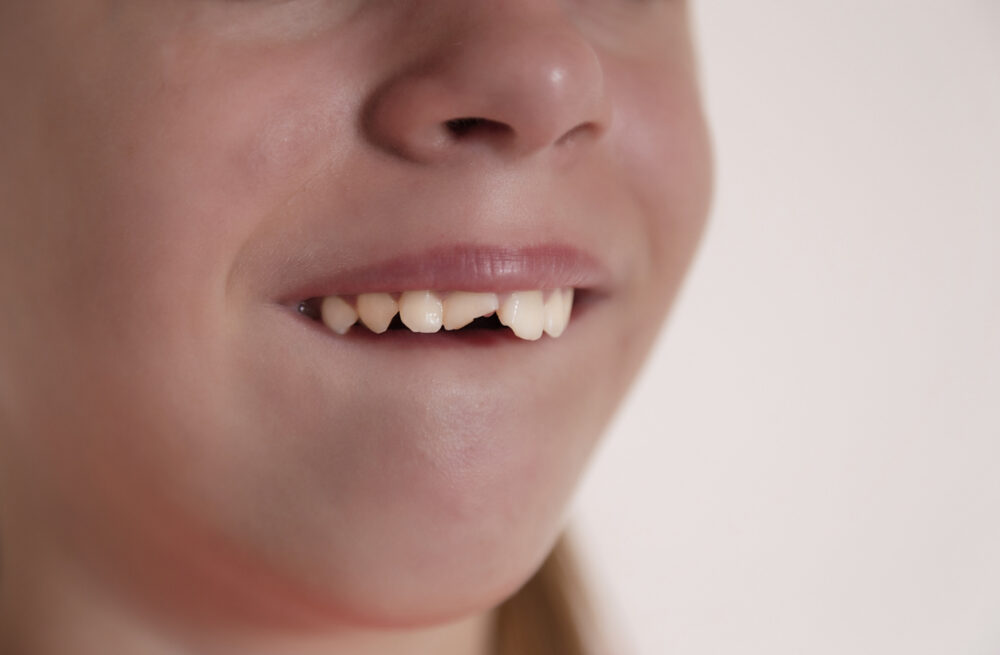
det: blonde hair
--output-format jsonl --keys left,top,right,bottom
{"left": 493, "top": 532, "right": 604, "bottom": 655}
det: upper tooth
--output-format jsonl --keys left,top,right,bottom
{"left": 357, "top": 293, "right": 398, "bottom": 334}
{"left": 543, "top": 288, "right": 573, "bottom": 337}
{"left": 443, "top": 292, "right": 500, "bottom": 330}
{"left": 497, "top": 290, "right": 545, "bottom": 341}
{"left": 561, "top": 288, "right": 574, "bottom": 327}
{"left": 321, "top": 296, "right": 358, "bottom": 335}
{"left": 398, "top": 290, "right": 443, "bottom": 333}
{"left": 316, "top": 288, "right": 574, "bottom": 339}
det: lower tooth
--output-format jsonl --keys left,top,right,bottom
{"left": 399, "top": 290, "right": 443, "bottom": 333}
{"left": 321, "top": 296, "right": 358, "bottom": 335}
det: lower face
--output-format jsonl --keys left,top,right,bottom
{"left": 0, "top": 0, "right": 712, "bottom": 632}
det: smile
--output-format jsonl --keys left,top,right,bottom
{"left": 299, "top": 288, "right": 575, "bottom": 341}
{"left": 273, "top": 243, "right": 609, "bottom": 345}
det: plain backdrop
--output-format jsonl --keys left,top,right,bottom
{"left": 572, "top": 2, "right": 1000, "bottom": 654}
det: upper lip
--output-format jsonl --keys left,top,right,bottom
{"left": 275, "top": 242, "right": 612, "bottom": 303}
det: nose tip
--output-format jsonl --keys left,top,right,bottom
{"left": 363, "top": 12, "right": 611, "bottom": 163}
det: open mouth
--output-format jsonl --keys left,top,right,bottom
{"left": 297, "top": 288, "right": 575, "bottom": 341}
{"left": 268, "top": 243, "right": 609, "bottom": 346}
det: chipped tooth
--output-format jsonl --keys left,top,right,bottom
{"left": 357, "top": 292, "right": 398, "bottom": 334}
{"left": 544, "top": 288, "right": 570, "bottom": 337}
{"left": 443, "top": 292, "right": 500, "bottom": 330}
{"left": 321, "top": 296, "right": 358, "bottom": 335}
{"left": 399, "top": 290, "right": 443, "bottom": 333}
{"left": 497, "top": 290, "right": 545, "bottom": 341}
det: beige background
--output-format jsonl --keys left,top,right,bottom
{"left": 573, "top": 1, "right": 1000, "bottom": 653}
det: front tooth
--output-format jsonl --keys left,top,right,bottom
{"left": 398, "top": 290, "right": 443, "bottom": 333}
{"left": 544, "top": 288, "right": 572, "bottom": 337}
{"left": 497, "top": 291, "right": 545, "bottom": 341}
{"left": 321, "top": 296, "right": 358, "bottom": 335}
{"left": 443, "top": 292, "right": 500, "bottom": 330}
{"left": 357, "top": 293, "right": 398, "bottom": 334}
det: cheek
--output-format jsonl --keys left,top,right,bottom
{"left": 126, "top": 43, "right": 353, "bottom": 229}
{"left": 0, "top": 27, "right": 370, "bottom": 527}
{"left": 215, "top": 70, "right": 356, "bottom": 197}
{"left": 29, "top": 38, "right": 366, "bottom": 357}
{"left": 608, "top": 56, "right": 714, "bottom": 290}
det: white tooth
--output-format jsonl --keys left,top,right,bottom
{"left": 443, "top": 292, "right": 500, "bottom": 330}
{"left": 398, "top": 290, "right": 443, "bottom": 333}
{"left": 562, "top": 288, "right": 574, "bottom": 327}
{"left": 544, "top": 289, "right": 571, "bottom": 338}
{"left": 320, "top": 295, "right": 358, "bottom": 335}
{"left": 497, "top": 291, "right": 545, "bottom": 341}
{"left": 356, "top": 293, "right": 398, "bottom": 334}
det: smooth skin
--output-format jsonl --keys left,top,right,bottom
{"left": 0, "top": 1, "right": 712, "bottom": 653}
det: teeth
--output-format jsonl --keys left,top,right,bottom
{"left": 543, "top": 288, "right": 572, "bottom": 337}
{"left": 356, "top": 293, "right": 398, "bottom": 334}
{"left": 443, "top": 292, "right": 500, "bottom": 330}
{"left": 398, "top": 290, "right": 443, "bottom": 333}
{"left": 313, "top": 288, "right": 575, "bottom": 341}
{"left": 497, "top": 291, "right": 545, "bottom": 341}
{"left": 320, "top": 295, "right": 358, "bottom": 335}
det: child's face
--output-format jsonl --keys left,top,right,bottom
{"left": 0, "top": 0, "right": 711, "bottom": 628}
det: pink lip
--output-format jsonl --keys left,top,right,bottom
{"left": 277, "top": 243, "right": 612, "bottom": 303}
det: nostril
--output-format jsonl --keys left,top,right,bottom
{"left": 444, "top": 117, "right": 511, "bottom": 140}
{"left": 445, "top": 117, "right": 485, "bottom": 135}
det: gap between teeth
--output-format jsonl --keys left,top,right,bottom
{"left": 318, "top": 289, "right": 574, "bottom": 341}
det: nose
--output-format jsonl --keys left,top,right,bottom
{"left": 363, "top": 3, "right": 611, "bottom": 164}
